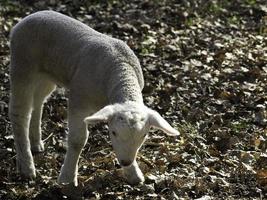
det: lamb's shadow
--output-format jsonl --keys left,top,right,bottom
{"left": 33, "top": 184, "right": 83, "bottom": 200}
{"left": 33, "top": 171, "right": 124, "bottom": 200}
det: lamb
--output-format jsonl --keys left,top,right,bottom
{"left": 9, "top": 10, "right": 180, "bottom": 186}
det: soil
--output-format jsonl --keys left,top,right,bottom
{"left": 0, "top": 0, "right": 266, "bottom": 199}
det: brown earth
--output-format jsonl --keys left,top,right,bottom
{"left": 0, "top": 0, "right": 267, "bottom": 199}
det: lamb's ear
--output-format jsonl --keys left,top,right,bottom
{"left": 84, "top": 105, "right": 114, "bottom": 124}
{"left": 148, "top": 109, "right": 180, "bottom": 136}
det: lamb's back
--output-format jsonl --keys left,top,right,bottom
{"left": 11, "top": 10, "right": 99, "bottom": 44}
{"left": 10, "top": 11, "right": 144, "bottom": 90}
{"left": 10, "top": 11, "right": 106, "bottom": 86}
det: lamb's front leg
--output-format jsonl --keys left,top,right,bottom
{"left": 123, "top": 159, "right": 144, "bottom": 185}
{"left": 58, "top": 114, "right": 88, "bottom": 186}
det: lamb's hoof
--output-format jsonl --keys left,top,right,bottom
{"left": 17, "top": 161, "right": 36, "bottom": 180}
{"left": 58, "top": 173, "right": 78, "bottom": 186}
{"left": 124, "top": 173, "right": 145, "bottom": 185}
{"left": 31, "top": 142, "right": 44, "bottom": 153}
{"left": 21, "top": 171, "right": 36, "bottom": 180}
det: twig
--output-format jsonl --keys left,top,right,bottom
{"left": 43, "top": 132, "right": 54, "bottom": 142}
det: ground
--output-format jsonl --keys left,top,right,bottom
{"left": 0, "top": 0, "right": 267, "bottom": 199}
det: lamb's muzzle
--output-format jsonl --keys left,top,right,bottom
{"left": 9, "top": 10, "right": 180, "bottom": 186}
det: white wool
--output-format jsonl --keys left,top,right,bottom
{"left": 9, "top": 11, "right": 179, "bottom": 186}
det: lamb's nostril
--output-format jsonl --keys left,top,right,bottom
{"left": 120, "top": 159, "right": 132, "bottom": 167}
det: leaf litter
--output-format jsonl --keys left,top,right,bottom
{"left": 0, "top": 0, "right": 267, "bottom": 199}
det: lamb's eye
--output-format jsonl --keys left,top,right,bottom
{"left": 112, "top": 131, "right": 116, "bottom": 136}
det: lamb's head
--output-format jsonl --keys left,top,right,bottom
{"left": 84, "top": 102, "right": 179, "bottom": 167}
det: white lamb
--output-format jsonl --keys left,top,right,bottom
{"left": 9, "top": 10, "right": 179, "bottom": 186}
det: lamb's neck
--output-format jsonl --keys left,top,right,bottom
{"left": 107, "top": 65, "right": 143, "bottom": 104}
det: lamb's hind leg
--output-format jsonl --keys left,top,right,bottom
{"left": 9, "top": 78, "right": 36, "bottom": 179}
{"left": 29, "top": 79, "right": 56, "bottom": 153}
